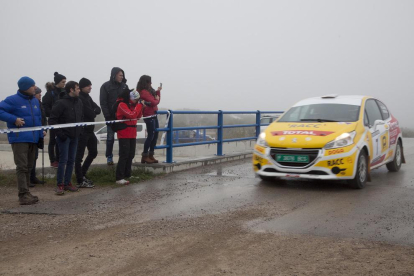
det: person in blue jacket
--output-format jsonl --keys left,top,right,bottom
{"left": 0, "top": 77, "right": 44, "bottom": 205}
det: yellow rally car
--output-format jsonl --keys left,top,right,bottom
{"left": 253, "top": 95, "right": 405, "bottom": 189}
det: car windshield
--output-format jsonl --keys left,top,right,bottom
{"left": 278, "top": 103, "right": 360, "bottom": 123}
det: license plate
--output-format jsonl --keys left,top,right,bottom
{"left": 276, "top": 154, "right": 309, "bottom": 163}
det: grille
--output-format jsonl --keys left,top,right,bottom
{"left": 270, "top": 148, "right": 320, "bottom": 168}
{"left": 263, "top": 167, "right": 328, "bottom": 175}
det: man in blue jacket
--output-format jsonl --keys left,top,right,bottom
{"left": 0, "top": 77, "right": 44, "bottom": 205}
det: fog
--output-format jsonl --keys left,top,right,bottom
{"left": 1, "top": 0, "right": 413, "bottom": 127}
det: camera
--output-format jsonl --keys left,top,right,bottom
{"left": 138, "top": 99, "right": 151, "bottom": 106}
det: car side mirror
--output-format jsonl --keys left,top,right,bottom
{"left": 373, "top": 119, "right": 385, "bottom": 130}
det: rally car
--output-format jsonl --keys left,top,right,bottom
{"left": 253, "top": 95, "right": 405, "bottom": 189}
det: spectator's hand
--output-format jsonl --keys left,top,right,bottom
{"left": 157, "top": 86, "right": 162, "bottom": 91}
{"left": 43, "top": 131, "right": 47, "bottom": 137}
{"left": 15, "top": 118, "right": 25, "bottom": 127}
{"left": 155, "top": 95, "right": 160, "bottom": 100}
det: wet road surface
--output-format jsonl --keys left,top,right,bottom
{"left": 6, "top": 139, "right": 414, "bottom": 246}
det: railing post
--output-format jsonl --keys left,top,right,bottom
{"left": 166, "top": 110, "right": 174, "bottom": 163}
{"left": 217, "top": 110, "right": 224, "bottom": 156}
{"left": 256, "top": 110, "right": 261, "bottom": 137}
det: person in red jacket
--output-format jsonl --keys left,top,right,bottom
{"left": 115, "top": 89, "right": 144, "bottom": 185}
{"left": 136, "top": 75, "right": 162, "bottom": 164}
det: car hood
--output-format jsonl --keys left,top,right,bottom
{"left": 264, "top": 122, "right": 358, "bottom": 148}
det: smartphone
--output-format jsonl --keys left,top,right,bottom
{"left": 160, "top": 83, "right": 162, "bottom": 88}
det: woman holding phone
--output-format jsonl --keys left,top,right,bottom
{"left": 137, "top": 75, "right": 162, "bottom": 164}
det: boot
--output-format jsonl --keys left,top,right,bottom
{"left": 141, "top": 153, "right": 155, "bottom": 164}
{"left": 19, "top": 193, "right": 38, "bottom": 205}
{"left": 149, "top": 152, "right": 159, "bottom": 163}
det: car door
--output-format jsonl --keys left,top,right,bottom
{"left": 376, "top": 100, "right": 392, "bottom": 161}
{"left": 364, "top": 99, "right": 389, "bottom": 167}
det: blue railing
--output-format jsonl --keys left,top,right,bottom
{"left": 155, "top": 110, "right": 283, "bottom": 163}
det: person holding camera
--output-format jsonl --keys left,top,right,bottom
{"left": 114, "top": 88, "right": 144, "bottom": 185}
{"left": 137, "top": 75, "right": 162, "bottom": 164}
{"left": 0, "top": 77, "right": 44, "bottom": 205}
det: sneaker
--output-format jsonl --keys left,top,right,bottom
{"left": 107, "top": 156, "right": 114, "bottom": 165}
{"left": 55, "top": 184, "right": 65, "bottom": 195}
{"left": 116, "top": 179, "right": 130, "bottom": 185}
{"left": 51, "top": 161, "right": 59, "bottom": 168}
{"left": 77, "top": 180, "right": 95, "bottom": 188}
{"left": 64, "top": 183, "right": 79, "bottom": 192}
{"left": 83, "top": 176, "right": 94, "bottom": 185}
{"left": 19, "top": 193, "right": 38, "bottom": 205}
{"left": 31, "top": 177, "right": 45, "bottom": 185}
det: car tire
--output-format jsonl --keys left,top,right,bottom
{"left": 349, "top": 151, "right": 368, "bottom": 189}
{"left": 386, "top": 140, "right": 402, "bottom": 172}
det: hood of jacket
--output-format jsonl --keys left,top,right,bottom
{"left": 110, "top": 67, "right": 126, "bottom": 84}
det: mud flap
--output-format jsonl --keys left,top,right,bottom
{"left": 367, "top": 154, "right": 372, "bottom": 182}
{"left": 401, "top": 145, "right": 406, "bottom": 164}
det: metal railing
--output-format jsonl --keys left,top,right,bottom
{"left": 155, "top": 110, "right": 283, "bottom": 163}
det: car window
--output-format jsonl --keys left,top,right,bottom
{"left": 278, "top": 104, "right": 360, "bottom": 122}
{"left": 97, "top": 127, "right": 107, "bottom": 134}
{"left": 376, "top": 100, "right": 390, "bottom": 120}
{"left": 364, "top": 99, "right": 383, "bottom": 126}
{"left": 364, "top": 110, "right": 369, "bottom": 126}
{"left": 137, "top": 125, "right": 143, "bottom": 131}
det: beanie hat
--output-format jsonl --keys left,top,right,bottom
{"left": 54, "top": 72, "right": 66, "bottom": 85}
{"left": 17, "top": 76, "right": 35, "bottom": 91}
{"left": 130, "top": 89, "right": 140, "bottom": 101}
{"left": 35, "top": 87, "right": 42, "bottom": 94}
{"left": 79, "top": 78, "right": 92, "bottom": 89}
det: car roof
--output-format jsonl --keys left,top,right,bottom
{"left": 293, "top": 95, "right": 369, "bottom": 107}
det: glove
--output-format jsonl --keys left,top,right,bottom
{"left": 57, "top": 132, "right": 67, "bottom": 142}
{"left": 37, "top": 138, "right": 44, "bottom": 149}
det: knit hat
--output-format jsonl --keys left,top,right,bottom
{"left": 130, "top": 89, "right": 140, "bottom": 100}
{"left": 79, "top": 78, "right": 92, "bottom": 89}
{"left": 54, "top": 72, "right": 66, "bottom": 85}
{"left": 35, "top": 87, "right": 42, "bottom": 94}
{"left": 17, "top": 76, "right": 35, "bottom": 91}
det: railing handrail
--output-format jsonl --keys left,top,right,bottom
{"left": 155, "top": 110, "right": 284, "bottom": 163}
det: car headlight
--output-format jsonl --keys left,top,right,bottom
{"left": 257, "top": 132, "right": 269, "bottom": 147}
{"left": 324, "top": 131, "right": 356, "bottom": 149}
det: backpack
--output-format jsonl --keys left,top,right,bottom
{"left": 109, "top": 101, "right": 128, "bottom": 132}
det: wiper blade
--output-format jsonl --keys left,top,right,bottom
{"left": 300, "top": 119, "right": 339, "bottom": 122}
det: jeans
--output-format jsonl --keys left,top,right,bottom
{"left": 11, "top": 143, "right": 37, "bottom": 195}
{"left": 75, "top": 132, "right": 98, "bottom": 183}
{"left": 48, "top": 129, "right": 59, "bottom": 163}
{"left": 56, "top": 136, "right": 78, "bottom": 185}
{"left": 116, "top": 138, "right": 136, "bottom": 180}
{"left": 143, "top": 117, "right": 159, "bottom": 154}
{"left": 106, "top": 125, "right": 115, "bottom": 158}
{"left": 30, "top": 147, "right": 39, "bottom": 181}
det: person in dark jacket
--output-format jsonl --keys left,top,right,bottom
{"left": 115, "top": 88, "right": 144, "bottom": 185}
{"left": 30, "top": 87, "right": 47, "bottom": 186}
{"left": 75, "top": 78, "right": 101, "bottom": 188}
{"left": 0, "top": 77, "right": 43, "bottom": 205}
{"left": 42, "top": 72, "right": 66, "bottom": 168}
{"left": 99, "top": 67, "right": 128, "bottom": 165}
{"left": 49, "top": 81, "right": 83, "bottom": 195}
{"left": 137, "top": 75, "right": 162, "bottom": 164}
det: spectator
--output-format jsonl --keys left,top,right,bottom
{"left": 42, "top": 72, "right": 66, "bottom": 168}
{"left": 0, "top": 77, "right": 43, "bottom": 205}
{"left": 114, "top": 88, "right": 144, "bottom": 185}
{"left": 137, "top": 75, "right": 162, "bottom": 164}
{"left": 49, "top": 81, "right": 83, "bottom": 195}
{"left": 75, "top": 78, "right": 101, "bottom": 188}
{"left": 30, "top": 87, "right": 47, "bottom": 186}
{"left": 100, "top": 67, "right": 128, "bottom": 165}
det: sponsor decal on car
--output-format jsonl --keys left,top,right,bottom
{"left": 254, "top": 145, "right": 265, "bottom": 154}
{"left": 327, "top": 148, "right": 345, "bottom": 155}
{"left": 271, "top": 130, "right": 334, "bottom": 136}
{"left": 327, "top": 159, "right": 345, "bottom": 166}
{"left": 288, "top": 124, "right": 324, "bottom": 128}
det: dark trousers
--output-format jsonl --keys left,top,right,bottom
{"left": 30, "top": 147, "right": 39, "bottom": 181}
{"left": 143, "top": 117, "right": 159, "bottom": 154}
{"left": 56, "top": 136, "right": 78, "bottom": 185}
{"left": 48, "top": 129, "right": 59, "bottom": 163}
{"left": 116, "top": 138, "right": 136, "bottom": 180}
{"left": 11, "top": 143, "right": 36, "bottom": 196}
{"left": 106, "top": 126, "right": 115, "bottom": 158}
{"left": 75, "top": 132, "right": 98, "bottom": 183}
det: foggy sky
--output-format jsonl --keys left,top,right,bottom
{"left": 1, "top": 0, "right": 413, "bottom": 127}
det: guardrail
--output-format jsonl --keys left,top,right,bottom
{"left": 155, "top": 110, "right": 283, "bottom": 163}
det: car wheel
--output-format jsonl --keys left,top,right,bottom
{"left": 349, "top": 151, "right": 368, "bottom": 189}
{"left": 386, "top": 140, "right": 402, "bottom": 172}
